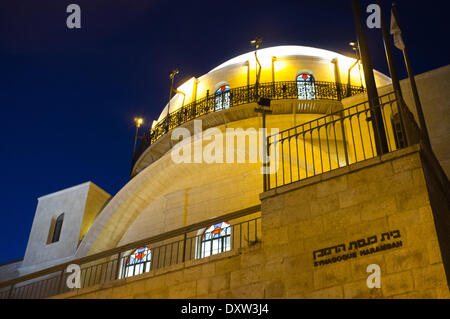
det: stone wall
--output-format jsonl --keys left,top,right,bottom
{"left": 56, "top": 145, "right": 449, "bottom": 299}
{"left": 260, "top": 145, "right": 449, "bottom": 298}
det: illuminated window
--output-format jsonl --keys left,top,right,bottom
{"left": 215, "top": 85, "right": 231, "bottom": 111}
{"left": 199, "top": 222, "right": 231, "bottom": 258}
{"left": 123, "top": 247, "right": 151, "bottom": 278}
{"left": 296, "top": 73, "right": 316, "bottom": 100}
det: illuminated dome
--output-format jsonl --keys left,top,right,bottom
{"left": 209, "top": 45, "right": 356, "bottom": 73}
{"left": 129, "top": 45, "right": 390, "bottom": 177}
{"left": 154, "top": 45, "right": 390, "bottom": 124}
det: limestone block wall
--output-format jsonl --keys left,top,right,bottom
{"left": 59, "top": 145, "right": 449, "bottom": 299}
{"left": 260, "top": 145, "right": 449, "bottom": 298}
{"left": 55, "top": 247, "right": 266, "bottom": 299}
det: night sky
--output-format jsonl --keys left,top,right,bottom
{"left": 0, "top": 0, "right": 448, "bottom": 264}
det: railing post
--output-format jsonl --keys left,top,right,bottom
{"left": 337, "top": 82, "right": 343, "bottom": 101}
{"left": 58, "top": 269, "right": 65, "bottom": 295}
{"left": 182, "top": 233, "right": 187, "bottom": 263}
{"left": 339, "top": 112, "right": 350, "bottom": 166}
{"left": 264, "top": 134, "right": 270, "bottom": 192}
{"left": 115, "top": 253, "right": 122, "bottom": 280}
{"left": 7, "top": 283, "right": 15, "bottom": 299}
{"left": 192, "top": 100, "right": 196, "bottom": 119}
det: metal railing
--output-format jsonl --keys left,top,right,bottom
{"left": 264, "top": 92, "right": 421, "bottom": 191}
{"left": 0, "top": 205, "right": 261, "bottom": 299}
{"left": 132, "top": 81, "right": 366, "bottom": 168}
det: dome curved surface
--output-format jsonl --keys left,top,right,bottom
{"left": 209, "top": 45, "right": 355, "bottom": 73}
{"left": 153, "top": 45, "right": 390, "bottom": 125}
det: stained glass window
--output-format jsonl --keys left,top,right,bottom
{"left": 199, "top": 222, "right": 231, "bottom": 258}
{"left": 123, "top": 247, "right": 151, "bottom": 278}
{"left": 297, "top": 73, "right": 316, "bottom": 100}
{"left": 215, "top": 85, "right": 231, "bottom": 111}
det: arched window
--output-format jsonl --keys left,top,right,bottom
{"left": 215, "top": 85, "right": 231, "bottom": 111}
{"left": 123, "top": 247, "right": 152, "bottom": 278}
{"left": 199, "top": 222, "right": 231, "bottom": 258}
{"left": 48, "top": 213, "right": 64, "bottom": 244}
{"left": 297, "top": 73, "right": 316, "bottom": 100}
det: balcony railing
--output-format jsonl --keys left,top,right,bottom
{"left": 132, "top": 81, "right": 366, "bottom": 169}
{"left": 0, "top": 205, "right": 261, "bottom": 299}
{"left": 263, "top": 92, "right": 421, "bottom": 191}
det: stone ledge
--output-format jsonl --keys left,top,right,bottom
{"left": 49, "top": 248, "right": 244, "bottom": 299}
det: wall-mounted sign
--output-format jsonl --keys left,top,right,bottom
{"left": 313, "top": 230, "right": 403, "bottom": 267}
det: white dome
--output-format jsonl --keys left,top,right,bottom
{"left": 209, "top": 45, "right": 355, "bottom": 73}
{"left": 153, "top": 45, "right": 390, "bottom": 125}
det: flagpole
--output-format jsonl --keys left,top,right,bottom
{"left": 351, "top": 0, "right": 389, "bottom": 155}
{"left": 376, "top": 0, "right": 409, "bottom": 146}
{"left": 376, "top": 0, "right": 402, "bottom": 99}
{"left": 392, "top": 2, "right": 432, "bottom": 150}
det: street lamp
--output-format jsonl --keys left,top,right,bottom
{"left": 251, "top": 37, "right": 271, "bottom": 190}
{"left": 350, "top": 41, "right": 364, "bottom": 89}
{"left": 250, "top": 37, "right": 262, "bottom": 49}
{"left": 133, "top": 117, "right": 144, "bottom": 154}
{"left": 349, "top": 41, "right": 361, "bottom": 60}
{"left": 165, "top": 69, "right": 179, "bottom": 131}
{"left": 250, "top": 37, "right": 262, "bottom": 99}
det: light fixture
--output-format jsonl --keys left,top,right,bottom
{"left": 133, "top": 117, "right": 144, "bottom": 154}
{"left": 167, "top": 69, "right": 180, "bottom": 127}
{"left": 134, "top": 117, "right": 144, "bottom": 128}
{"left": 349, "top": 41, "right": 362, "bottom": 60}
{"left": 250, "top": 37, "right": 262, "bottom": 49}
{"left": 169, "top": 69, "right": 179, "bottom": 80}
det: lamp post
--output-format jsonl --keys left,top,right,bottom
{"left": 251, "top": 38, "right": 271, "bottom": 190}
{"left": 349, "top": 41, "right": 364, "bottom": 89}
{"left": 251, "top": 37, "right": 262, "bottom": 99}
{"left": 349, "top": 41, "right": 360, "bottom": 59}
{"left": 133, "top": 117, "right": 144, "bottom": 154}
{"left": 165, "top": 69, "right": 179, "bottom": 132}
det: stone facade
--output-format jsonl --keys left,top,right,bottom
{"left": 54, "top": 145, "right": 450, "bottom": 299}
{"left": 2, "top": 50, "right": 448, "bottom": 300}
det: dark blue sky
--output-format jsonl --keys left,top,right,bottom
{"left": 0, "top": 0, "right": 448, "bottom": 263}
